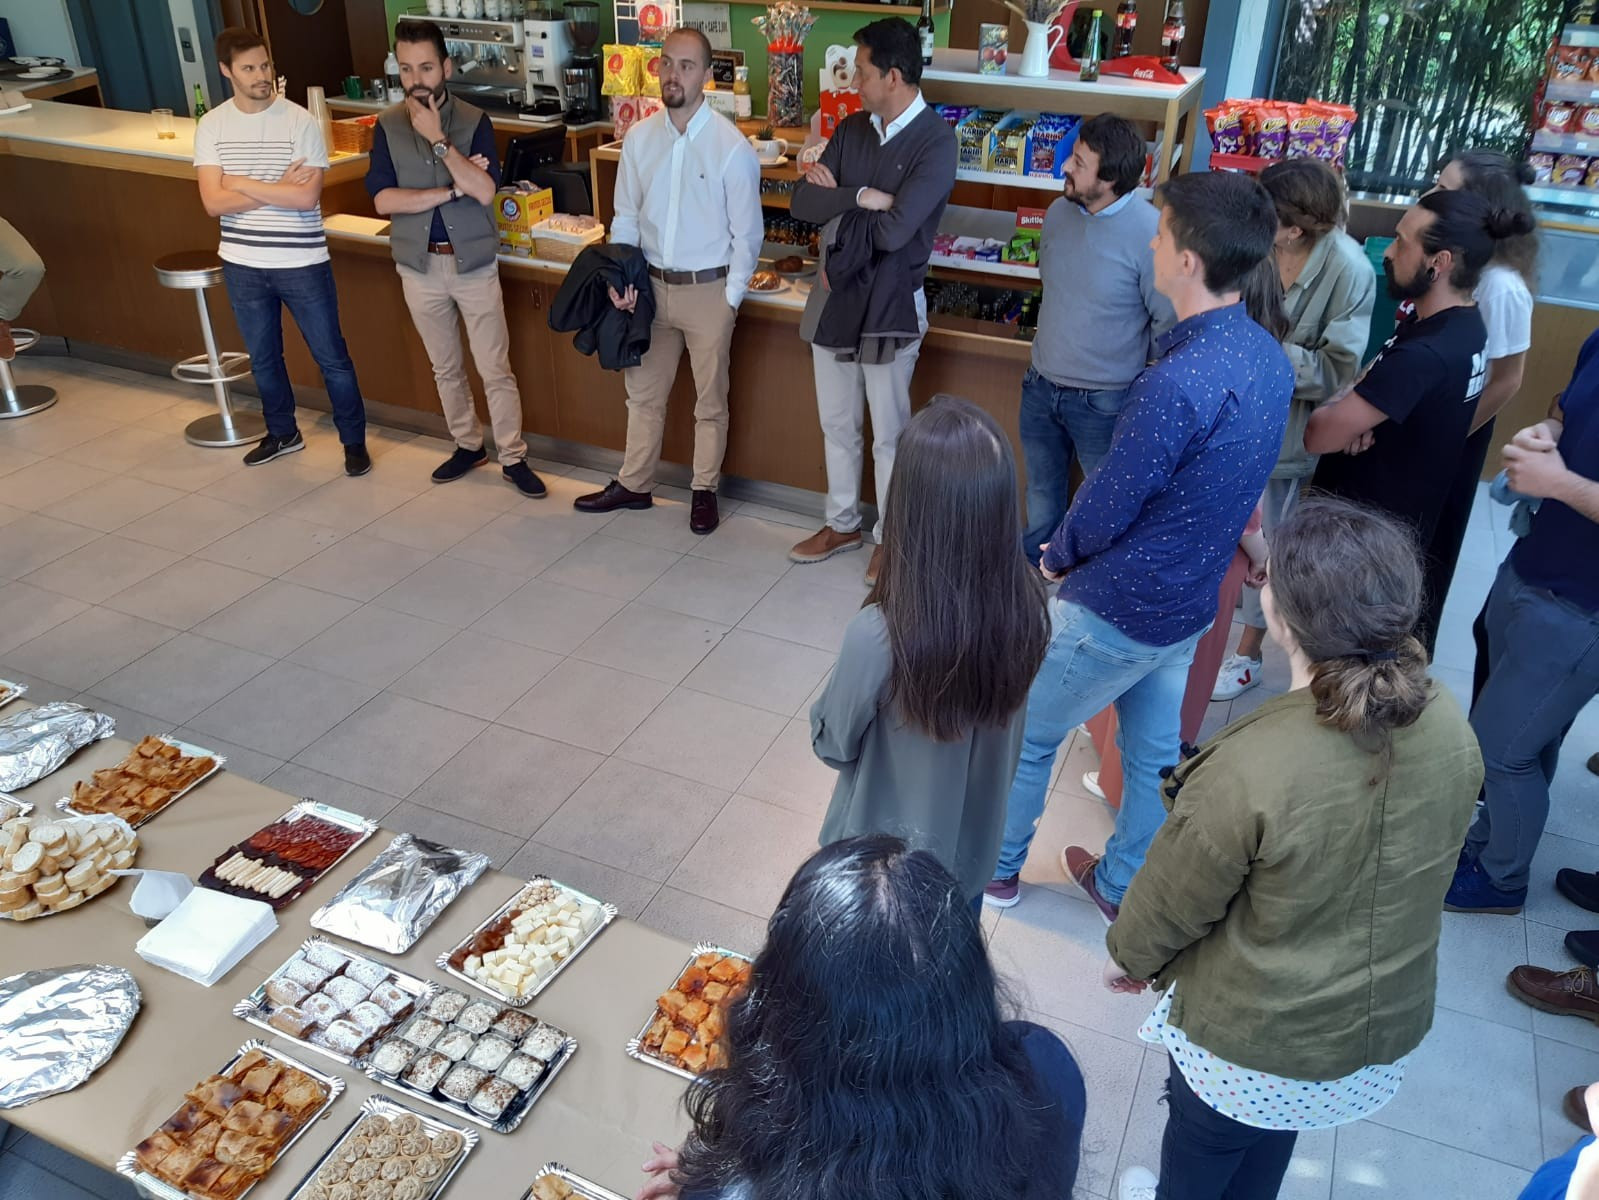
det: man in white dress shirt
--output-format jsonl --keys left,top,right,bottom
{"left": 572, "top": 27, "right": 763, "bottom": 535}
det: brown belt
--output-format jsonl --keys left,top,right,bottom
{"left": 648, "top": 265, "right": 729, "bottom": 284}
{"left": 427, "top": 242, "right": 454, "bottom": 255}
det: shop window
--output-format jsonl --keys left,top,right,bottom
{"left": 1269, "top": 0, "right": 1567, "bottom": 193}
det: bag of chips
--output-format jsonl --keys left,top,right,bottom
{"left": 640, "top": 45, "right": 662, "bottom": 97}
{"left": 1309, "top": 100, "right": 1357, "bottom": 166}
{"left": 1205, "top": 101, "right": 1248, "bottom": 155}
{"left": 602, "top": 44, "right": 642, "bottom": 96}
{"left": 1529, "top": 152, "right": 1556, "bottom": 183}
{"left": 1284, "top": 102, "right": 1326, "bottom": 159}
{"left": 1556, "top": 154, "right": 1589, "bottom": 185}
{"left": 1243, "top": 101, "right": 1290, "bottom": 159}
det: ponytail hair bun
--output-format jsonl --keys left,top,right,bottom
{"left": 1514, "top": 160, "right": 1537, "bottom": 186}
{"left": 1487, "top": 206, "right": 1537, "bottom": 240}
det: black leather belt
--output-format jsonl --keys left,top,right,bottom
{"left": 648, "top": 265, "right": 729, "bottom": 284}
{"left": 427, "top": 242, "right": 454, "bottom": 255}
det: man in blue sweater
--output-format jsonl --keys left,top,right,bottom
{"left": 985, "top": 171, "right": 1292, "bottom": 918}
{"left": 1023, "top": 114, "right": 1173, "bottom": 566}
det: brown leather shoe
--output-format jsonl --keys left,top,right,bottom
{"left": 1565, "top": 1084, "right": 1593, "bottom": 1131}
{"left": 574, "top": 479, "right": 653, "bottom": 514}
{"left": 0, "top": 320, "right": 14, "bottom": 361}
{"left": 864, "top": 543, "right": 883, "bottom": 587}
{"left": 1507, "top": 964, "right": 1599, "bottom": 1023}
{"left": 789, "top": 525, "right": 863, "bottom": 564}
{"left": 690, "top": 489, "right": 719, "bottom": 535}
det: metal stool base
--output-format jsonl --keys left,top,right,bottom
{"left": 185, "top": 410, "right": 266, "bottom": 448}
{"left": 0, "top": 383, "right": 58, "bottom": 419}
{"left": 172, "top": 351, "right": 252, "bottom": 386}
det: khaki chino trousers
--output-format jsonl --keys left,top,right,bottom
{"left": 397, "top": 255, "right": 528, "bottom": 466}
{"left": 619, "top": 276, "right": 737, "bottom": 494}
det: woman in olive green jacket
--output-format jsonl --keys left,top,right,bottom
{"left": 1107, "top": 497, "right": 1483, "bottom": 1200}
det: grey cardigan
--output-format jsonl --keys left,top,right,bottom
{"left": 1274, "top": 229, "right": 1378, "bottom": 480}
{"left": 811, "top": 606, "right": 1026, "bottom": 900}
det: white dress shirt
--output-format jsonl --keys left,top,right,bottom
{"left": 856, "top": 90, "right": 927, "bottom": 206}
{"left": 610, "top": 100, "right": 764, "bottom": 308}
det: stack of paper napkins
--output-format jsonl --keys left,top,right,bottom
{"left": 136, "top": 886, "right": 276, "bottom": 986}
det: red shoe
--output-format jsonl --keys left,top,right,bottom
{"left": 1061, "top": 845, "right": 1119, "bottom": 926}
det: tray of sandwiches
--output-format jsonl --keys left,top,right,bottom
{"left": 120, "top": 1042, "right": 344, "bottom": 1200}
{"left": 200, "top": 801, "right": 376, "bottom": 909}
{"left": 58, "top": 734, "right": 222, "bottom": 827}
{"left": 436, "top": 876, "right": 615, "bottom": 1007}
{"left": 233, "top": 936, "right": 437, "bottom": 1068}
{"left": 0, "top": 811, "right": 137, "bottom": 921}
{"left": 625, "top": 943, "right": 752, "bottom": 1081}
{"left": 0, "top": 678, "right": 25, "bottom": 712}
{"left": 282, "top": 1094, "right": 476, "bottom": 1200}
{"left": 364, "top": 986, "right": 576, "bottom": 1133}
{"left": 524, "top": 1163, "right": 631, "bottom": 1200}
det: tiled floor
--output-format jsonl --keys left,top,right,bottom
{"left": 2, "top": 357, "right": 1596, "bottom": 1199}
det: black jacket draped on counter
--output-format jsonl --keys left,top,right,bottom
{"left": 548, "top": 243, "right": 655, "bottom": 370}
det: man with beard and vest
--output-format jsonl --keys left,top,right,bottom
{"left": 366, "top": 18, "right": 546, "bottom": 497}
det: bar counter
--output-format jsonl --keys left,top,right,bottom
{"left": 1, "top": 702, "right": 695, "bottom": 1199}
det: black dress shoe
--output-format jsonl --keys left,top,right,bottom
{"left": 1558, "top": 868, "right": 1599, "bottom": 914}
{"left": 503, "top": 460, "right": 547, "bottom": 498}
{"left": 344, "top": 443, "right": 372, "bottom": 477}
{"left": 432, "top": 445, "right": 487, "bottom": 483}
{"left": 690, "top": 489, "right": 719, "bottom": 535}
{"left": 1590, "top": 751, "right": 1599, "bottom": 777}
{"left": 1567, "top": 928, "right": 1599, "bottom": 969}
{"left": 574, "top": 479, "right": 652, "bottom": 513}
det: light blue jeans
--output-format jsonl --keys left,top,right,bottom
{"left": 995, "top": 598, "right": 1203, "bottom": 903}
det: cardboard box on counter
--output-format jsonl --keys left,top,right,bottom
{"left": 495, "top": 187, "right": 555, "bottom": 256}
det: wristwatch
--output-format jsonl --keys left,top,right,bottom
{"left": 431, "top": 139, "right": 450, "bottom": 160}
{"left": 446, "top": 185, "right": 459, "bottom": 202}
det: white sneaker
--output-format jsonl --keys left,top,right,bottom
{"left": 1118, "top": 1166, "right": 1159, "bottom": 1200}
{"left": 1082, "top": 770, "right": 1106, "bottom": 800}
{"left": 1211, "top": 653, "right": 1262, "bottom": 701}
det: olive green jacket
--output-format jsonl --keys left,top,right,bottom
{"left": 1106, "top": 685, "right": 1482, "bottom": 1080}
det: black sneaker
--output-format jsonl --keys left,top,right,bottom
{"left": 344, "top": 443, "right": 372, "bottom": 477}
{"left": 242, "top": 430, "right": 304, "bottom": 466}
{"left": 503, "top": 460, "right": 547, "bottom": 498}
{"left": 432, "top": 445, "right": 487, "bottom": 483}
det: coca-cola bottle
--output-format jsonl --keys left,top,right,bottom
{"left": 1113, "top": 0, "right": 1137, "bottom": 58}
{"left": 1161, "top": 0, "right": 1185, "bottom": 73}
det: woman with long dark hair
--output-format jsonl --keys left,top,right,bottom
{"left": 1426, "top": 149, "right": 1539, "bottom": 668}
{"left": 636, "top": 836, "right": 1086, "bottom": 1200}
{"left": 1108, "top": 497, "right": 1482, "bottom": 1200}
{"left": 808, "top": 396, "right": 1050, "bottom": 905}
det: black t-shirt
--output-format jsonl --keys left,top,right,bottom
{"left": 1311, "top": 304, "right": 1488, "bottom": 544}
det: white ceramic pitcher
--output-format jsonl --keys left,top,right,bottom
{"left": 1018, "top": 20, "right": 1064, "bottom": 78}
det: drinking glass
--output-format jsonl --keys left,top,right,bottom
{"left": 152, "top": 107, "right": 175, "bottom": 139}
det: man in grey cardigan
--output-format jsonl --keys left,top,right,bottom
{"left": 785, "top": 18, "right": 957, "bottom": 587}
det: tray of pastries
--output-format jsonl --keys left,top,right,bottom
{"left": 437, "top": 877, "right": 615, "bottom": 1006}
{"left": 234, "top": 937, "right": 436, "bottom": 1067}
{"left": 524, "top": 1164, "right": 631, "bottom": 1200}
{"left": 625, "top": 944, "right": 752, "bottom": 1081}
{"left": 746, "top": 269, "right": 785, "bottom": 293}
{"left": 200, "top": 801, "right": 376, "bottom": 909}
{"left": 59, "top": 734, "right": 222, "bottom": 827}
{"left": 0, "top": 678, "right": 25, "bottom": 711}
{"left": 0, "top": 811, "right": 136, "bottom": 921}
{"left": 283, "top": 1094, "right": 476, "bottom": 1200}
{"left": 120, "top": 1042, "right": 344, "bottom": 1200}
{"left": 364, "top": 986, "right": 576, "bottom": 1133}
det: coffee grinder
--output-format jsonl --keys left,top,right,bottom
{"left": 563, "top": 0, "right": 602, "bottom": 123}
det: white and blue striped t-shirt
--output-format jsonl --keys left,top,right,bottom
{"left": 193, "top": 97, "right": 329, "bottom": 269}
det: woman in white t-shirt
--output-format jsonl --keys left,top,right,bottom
{"left": 1418, "top": 149, "right": 1538, "bottom": 661}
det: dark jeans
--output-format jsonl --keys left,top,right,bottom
{"left": 1158, "top": 1054, "right": 1297, "bottom": 1200}
{"left": 1018, "top": 367, "right": 1130, "bottom": 566}
{"left": 1420, "top": 419, "right": 1496, "bottom": 660}
{"left": 1464, "top": 560, "right": 1599, "bottom": 892}
{"left": 222, "top": 259, "right": 367, "bottom": 445}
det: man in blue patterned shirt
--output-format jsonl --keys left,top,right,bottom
{"left": 985, "top": 172, "right": 1292, "bottom": 920}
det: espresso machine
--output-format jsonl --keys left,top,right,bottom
{"left": 398, "top": 13, "right": 527, "bottom": 114}
{"left": 523, "top": 10, "right": 574, "bottom": 117}
{"left": 562, "top": 1, "right": 602, "bottom": 123}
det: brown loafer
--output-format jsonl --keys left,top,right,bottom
{"left": 789, "top": 525, "right": 862, "bottom": 564}
{"left": 1507, "top": 964, "right": 1599, "bottom": 1023}
{"left": 1061, "top": 845, "right": 1119, "bottom": 926}
{"left": 574, "top": 479, "right": 653, "bottom": 514}
{"left": 1565, "top": 1084, "right": 1593, "bottom": 1131}
{"left": 864, "top": 543, "right": 883, "bottom": 587}
{"left": 690, "top": 489, "right": 719, "bottom": 535}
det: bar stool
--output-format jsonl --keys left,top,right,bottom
{"left": 0, "top": 329, "right": 58, "bottom": 419}
{"left": 153, "top": 251, "right": 264, "bottom": 448}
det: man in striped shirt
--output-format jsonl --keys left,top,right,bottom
{"left": 194, "top": 27, "right": 370, "bottom": 476}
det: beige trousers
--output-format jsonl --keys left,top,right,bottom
{"left": 397, "top": 255, "right": 527, "bottom": 465}
{"left": 619, "top": 276, "right": 737, "bottom": 494}
{"left": 0, "top": 218, "right": 45, "bottom": 323}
